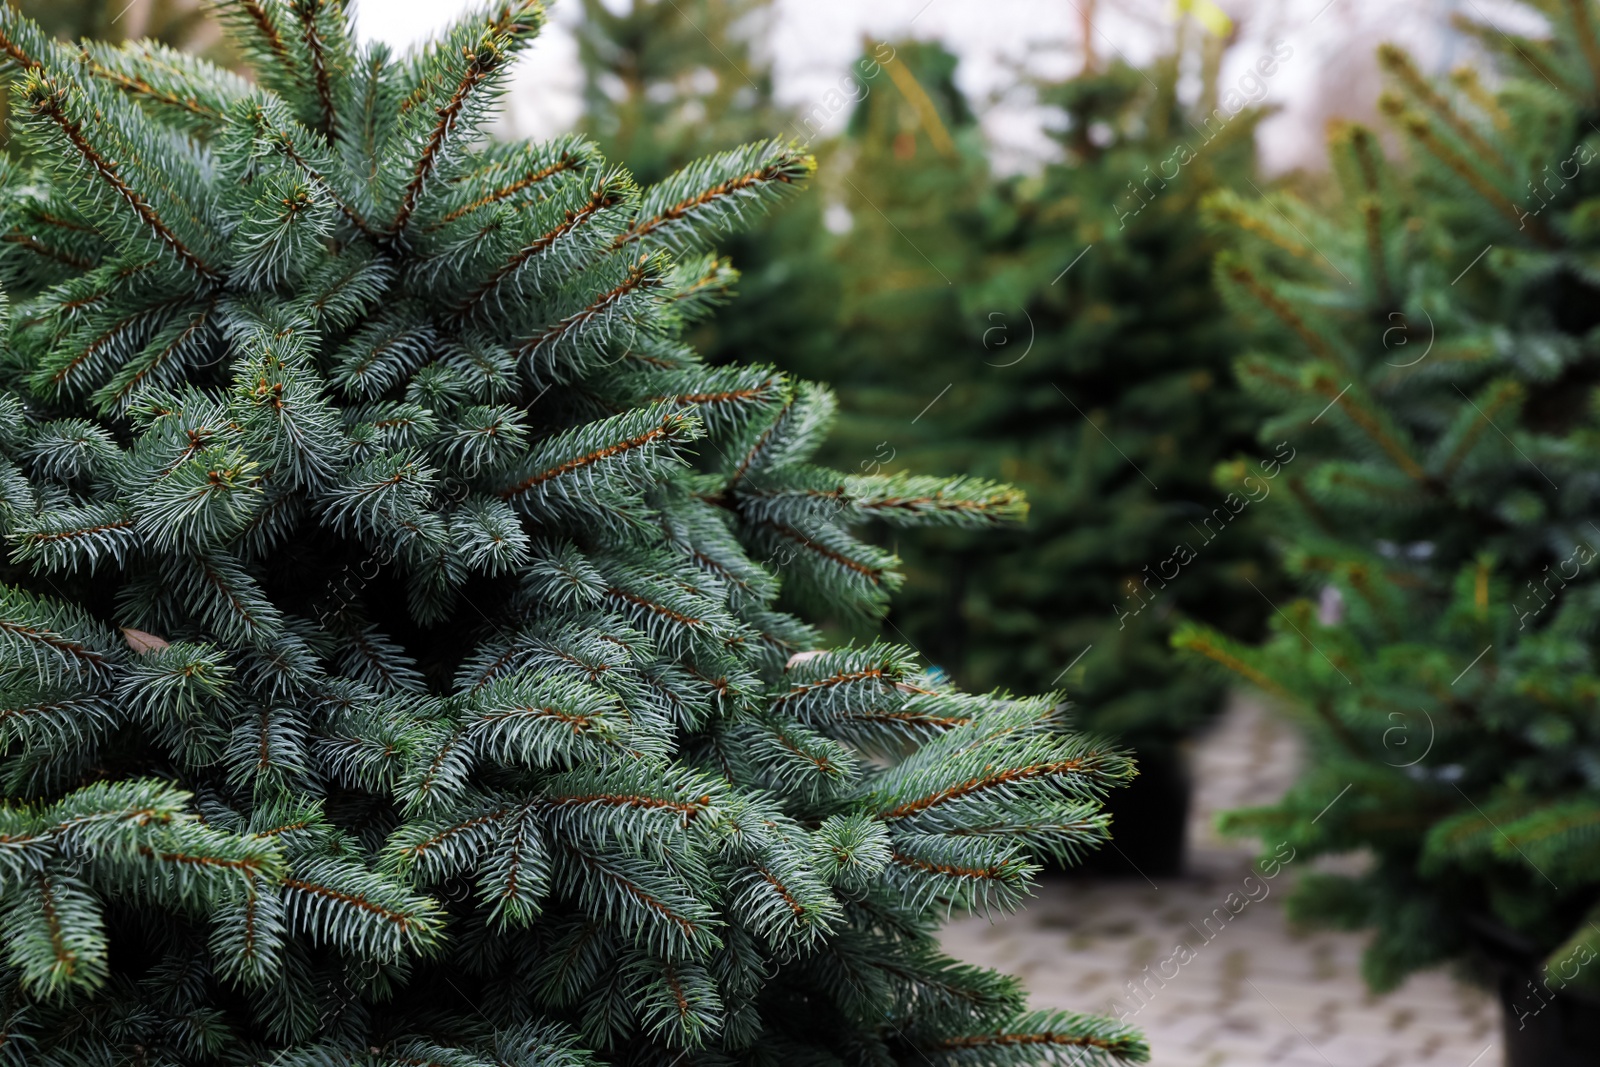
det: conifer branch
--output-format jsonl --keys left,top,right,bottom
{"left": 887, "top": 848, "right": 1010, "bottom": 882}
{"left": 135, "top": 844, "right": 271, "bottom": 876}
{"left": 754, "top": 519, "right": 887, "bottom": 581}
{"left": 1377, "top": 44, "right": 1509, "bottom": 174}
{"left": 451, "top": 182, "right": 628, "bottom": 318}
{"left": 265, "top": 118, "right": 376, "bottom": 236}
{"left": 0, "top": 19, "right": 46, "bottom": 74}
{"left": 772, "top": 668, "right": 894, "bottom": 710}
{"left": 658, "top": 381, "right": 781, "bottom": 410}
{"left": 1438, "top": 381, "right": 1517, "bottom": 478}
{"left": 605, "top": 586, "right": 706, "bottom": 629}
{"left": 562, "top": 844, "right": 709, "bottom": 942}
{"left": 1564, "top": 0, "right": 1600, "bottom": 97}
{"left": 428, "top": 152, "right": 586, "bottom": 230}
{"left": 1220, "top": 259, "right": 1346, "bottom": 369}
{"left": 759, "top": 717, "right": 850, "bottom": 778}
{"left": 1, "top": 231, "right": 95, "bottom": 270}
{"left": 617, "top": 146, "right": 812, "bottom": 249}
{"left": 11, "top": 512, "right": 139, "bottom": 573}
{"left": 392, "top": 806, "right": 512, "bottom": 868}
{"left": 1359, "top": 199, "right": 1392, "bottom": 306}
{"left": 838, "top": 706, "right": 973, "bottom": 730}
{"left": 929, "top": 1009, "right": 1149, "bottom": 1060}
{"left": 879, "top": 760, "right": 1093, "bottom": 821}
{"left": 725, "top": 393, "right": 795, "bottom": 491}
{"left": 282, "top": 876, "right": 434, "bottom": 939}
{"left": 752, "top": 866, "right": 807, "bottom": 917}
{"left": 388, "top": 4, "right": 548, "bottom": 241}
{"left": 293, "top": 0, "right": 340, "bottom": 139}
{"left": 1342, "top": 122, "right": 1384, "bottom": 195}
{"left": 511, "top": 258, "right": 663, "bottom": 360}
{"left": 611, "top": 139, "right": 812, "bottom": 251}
{"left": 38, "top": 300, "right": 180, "bottom": 395}
{"left": 1308, "top": 374, "right": 1430, "bottom": 485}
{"left": 495, "top": 409, "right": 692, "bottom": 502}
{"left": 544, "top": 792, "right": 710, "bottom": 818}
{"left": 668, "top": 255, "right": 735, "bottom": 306}
{"left": 30, "top": 872, "right": 88, "bottom": 988}
{"left": 236, "top": 0, "right": 297, "bottom": 71}
{"left": 86, "top": 59, "right": 223, "bottom": 124}
{"left": 24, "top": 78, "right": 221, "bottom": 280}
{"left": 100, "top": 304, "right": 214, "bottom": 408}
{"left": 1384, "top": 100, "right": 1555, "bottom": 246}
{"left": 1170, "top": 628, "right": 1294, "bottom": 703}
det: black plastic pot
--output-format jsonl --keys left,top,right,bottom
{"left": 1498, "top": 961, "right": 1600, "bottom": 1066}
{"left": 1059, "top": 743, "right": 1191, "bottom": 879}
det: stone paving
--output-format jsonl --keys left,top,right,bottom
{"left": 939, "top": 696, "right": 1504, "bottom": 1066}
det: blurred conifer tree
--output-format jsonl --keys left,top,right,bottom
{"left": 816, "top": 35, "right": 1272, "bottom": 875}
{"left": 575, "top": 0, "right": 838, "bottom": 419}
{"left": 576, "top": 0, "right": 773, "bottom": 184}
{"left": 18, "top": 0, "right": 212, "bottom": 45}
{"left": 1179, "top": 1, "right": 1600, "bottom": 1057}
{"left": 576, "top": 12, "right": 1276, "bottom": 874}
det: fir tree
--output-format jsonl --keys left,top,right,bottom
{"left": 789, "top": 38, "right": 1269, "bottom": 873}
{"left": 1176, "top": 0, "right": 1600, "bottom": 1045}
{"left": 0, "top": 3, "right": 1147, "bottom": 1064}
{"left": 812, "top": 38, "right": 982, "bottom": 444}
{"left": 576, "top": 0, "right": 774, "bottom": 186}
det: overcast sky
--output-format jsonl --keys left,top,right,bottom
{"left": 349, "top": 0, "right": 1546, "bottom": 173}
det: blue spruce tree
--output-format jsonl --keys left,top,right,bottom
{"left": 0, "top": 3, "right": 1146, "bottom": 1065}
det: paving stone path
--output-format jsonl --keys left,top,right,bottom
{"left": 939, "top": 696, "right": 1504, "bottom": 1066}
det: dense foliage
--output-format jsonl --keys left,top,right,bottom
{"left": 877, "top": 49, "right": 1271, "bottom": 836}
{"left": 0, "top": 2, "right": 1148, "bottom": 1064}
{"left": 1178, "top": 0, "right": 1600, "bottom": 1000}
{"left": 730, "top": 37, "right": 1271, "bottom": 873}
{"left": 577, "top": 13, "right": 1278, "bottom": 873}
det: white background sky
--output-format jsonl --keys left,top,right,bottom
{"left": 349, "top": 0, "right": 1548, "bottom": 173}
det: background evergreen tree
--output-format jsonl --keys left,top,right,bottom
{"left": 767, "top": 35, "right": 1270, "bottom": 875}
{"left": 576, "top": 0, "right": 774, "bottom": 185}
{"left": 1177, "top": 1, "right": 1600, "bottom": 1058}
{"left": 16, "top": 0, "right": 212, "bottom": 46}
{"left": 575, "top": 0, "right": 838, "bottom": 412}
{"left": 809, "top": 37, "right": 988, "bottom": 463}
{"left": 577, "top": 21, "right": 1275, "bottom": 874}
{"left": 0, "top": 3, "right": 1149, "bottom": 1063}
